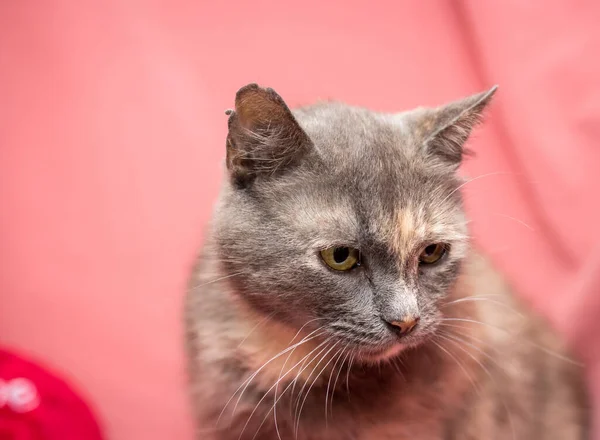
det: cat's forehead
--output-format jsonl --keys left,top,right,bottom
{"left": 273, "top": 180, "right": 466, "bottom": 262}
{"left": 294, "top": 103, "right": 408, "bottom": 167}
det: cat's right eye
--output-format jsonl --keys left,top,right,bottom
{"left": 320, "top": 247, "right": 360, "bottom": 271}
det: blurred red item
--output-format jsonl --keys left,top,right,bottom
{"left": 0, "top": 348, "right": 103, "bottom": 440}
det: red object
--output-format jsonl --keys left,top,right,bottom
{"left": 0, "top": 349, "right": 103, "bottom": 440}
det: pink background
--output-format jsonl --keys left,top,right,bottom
{"left": 1, "top": 1, "right": 599, "bottom": 439}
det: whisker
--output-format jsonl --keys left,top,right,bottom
{"left": 255, "top": 339, "right": 335, "bottom": 440}
{"left": 438, "top": 330, "right": 520, "bottom": 380}
{"left": 295, "top": 342, "right": 342, "bottom": 437}
{"left": 438, "top": 323, "right": 503, "bottom": 356}
{"left": 293, "top": 341, "right": 338, "bottom": 432}
{"left": 237, "top": 312, "right": 276, "bottom": 348}
{"left": 390, "top": 358, "right": 407, "bottom": 382}
{"left": 272, "top": 331, "right": 298, "bottom": 440}
{"left": 440, "top": 171, "right": 517, "bottom": 205}
{"left": 188, "top": 272, "right": 243, "bottom": 292}
{"left": 240, "top": 338, "right": 332, "bottom": 440}
{"left": 437, "top": 332, "right": 516, "bottom": 440}
{"left": 289, "top": 352, "right": 310, "bottom": 415}
{"left": 527, "top": 341, "right": 584, "bottom": 366}
{"left": 431, "top": 338, "right": 479, "bottom": 397}
{"left": 287, "top": 325, "right": 330, "bottom": 413}
{"left": 441, "top": 317, "right": 509, "bottom": 332}
{"left": 249, "top": 339, "right": 337, "bottom": 440}
{"left": 441, "top": 297, "right": 525, "bottom": 318}
{"left": 441, "top": 293, "right": 503, "bottom": 306}
{"left": 329, "top": 349, "right": 352, "bottom": 418}
{"left": 271, "top": 320, "right": 329, "bottom": 440}
{"left": 325, "top": 347, "right": 347, "bottom": 425}
{"left": 346, "top": 353, "right": 356, "bottom": 399}
{"left": 232, "top": 328, "right": 325, "bottom": 422}
{"left": 217, "top": 322, "right": 324, "bottom": 427}
{"left": 492, "top": 212, "right": 535, "bottom": 231}
{"left": 440, "top": 318, "right": 583, "bottom": 366}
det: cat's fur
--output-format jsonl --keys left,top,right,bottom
{"left": 185, "top": 84, "right": 589, "bottom": 439}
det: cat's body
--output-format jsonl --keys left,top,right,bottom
{"left": 185, "top": 85, "right": 589, "bottom": 439}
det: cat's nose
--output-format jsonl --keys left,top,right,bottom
{"left": 388, "top": 316, "right": 420, "bottom": 336}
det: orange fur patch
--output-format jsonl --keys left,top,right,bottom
{"left": 391, "top": 205, "right": 427, "bottom": 261}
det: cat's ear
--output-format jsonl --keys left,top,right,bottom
{"left": 420, "top": 86, "right": 497, "bottom": 168}
{"left": 225, "top": 84, "right": 312, "bottom": 188}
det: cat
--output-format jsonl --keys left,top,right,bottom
{"left": 185, "top": 84, "right": 589, "bottom": 439}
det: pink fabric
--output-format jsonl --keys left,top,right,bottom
{"left": 0, "top": 1, "right": 598, "bottom": 439}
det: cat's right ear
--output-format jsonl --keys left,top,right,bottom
{"left": 225, "top": 84, "right": 312, "bottom": 188}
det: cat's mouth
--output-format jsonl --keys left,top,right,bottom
{"left": 352, "top": 328, "right": 428, "bottom": 363}
{"left": 359, "top": 343, "right": 407, "bottom": 363}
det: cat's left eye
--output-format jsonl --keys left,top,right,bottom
{"left": 320, "top": 247, "right": 360, "bottom": 271}
{"left": 419, "top": 243, "right": 447, "bottom": 265}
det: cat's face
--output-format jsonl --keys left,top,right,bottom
{"left": 215, "top": 84, "right": 495, "bottom": 362}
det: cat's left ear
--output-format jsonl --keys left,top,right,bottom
{"left": 421, "top": 86, "right": 497, "bottom": 168}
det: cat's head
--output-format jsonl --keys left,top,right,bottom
{"left": 214, "top": 84, "right": 496, "bottom": 362}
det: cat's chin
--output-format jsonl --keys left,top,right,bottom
{"left": 359, "top": 342, "right": 407, "bottom": 363}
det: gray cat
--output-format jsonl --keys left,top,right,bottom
{"left": 185, "top": 84, "right": 589, "bottom": 439}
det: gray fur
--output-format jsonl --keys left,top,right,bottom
{"left": 185, "top": 84, "right": 589, "bottom": 439}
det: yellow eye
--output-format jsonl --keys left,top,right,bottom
{"left": 419, "top": 243, "right": 447, "bottom": 264}
{"left": 320, "top": 247, "right": 360, "bottom": 271}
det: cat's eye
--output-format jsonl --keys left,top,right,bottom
{"left": 320, "top": 247, "right": 360, "bottom": 271}
{"left": 419, "top": 243, "right": 447, "bottom": 265}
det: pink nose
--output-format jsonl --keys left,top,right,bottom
{"left": 389, "top": 316, "right": 420, "bottom": 335}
